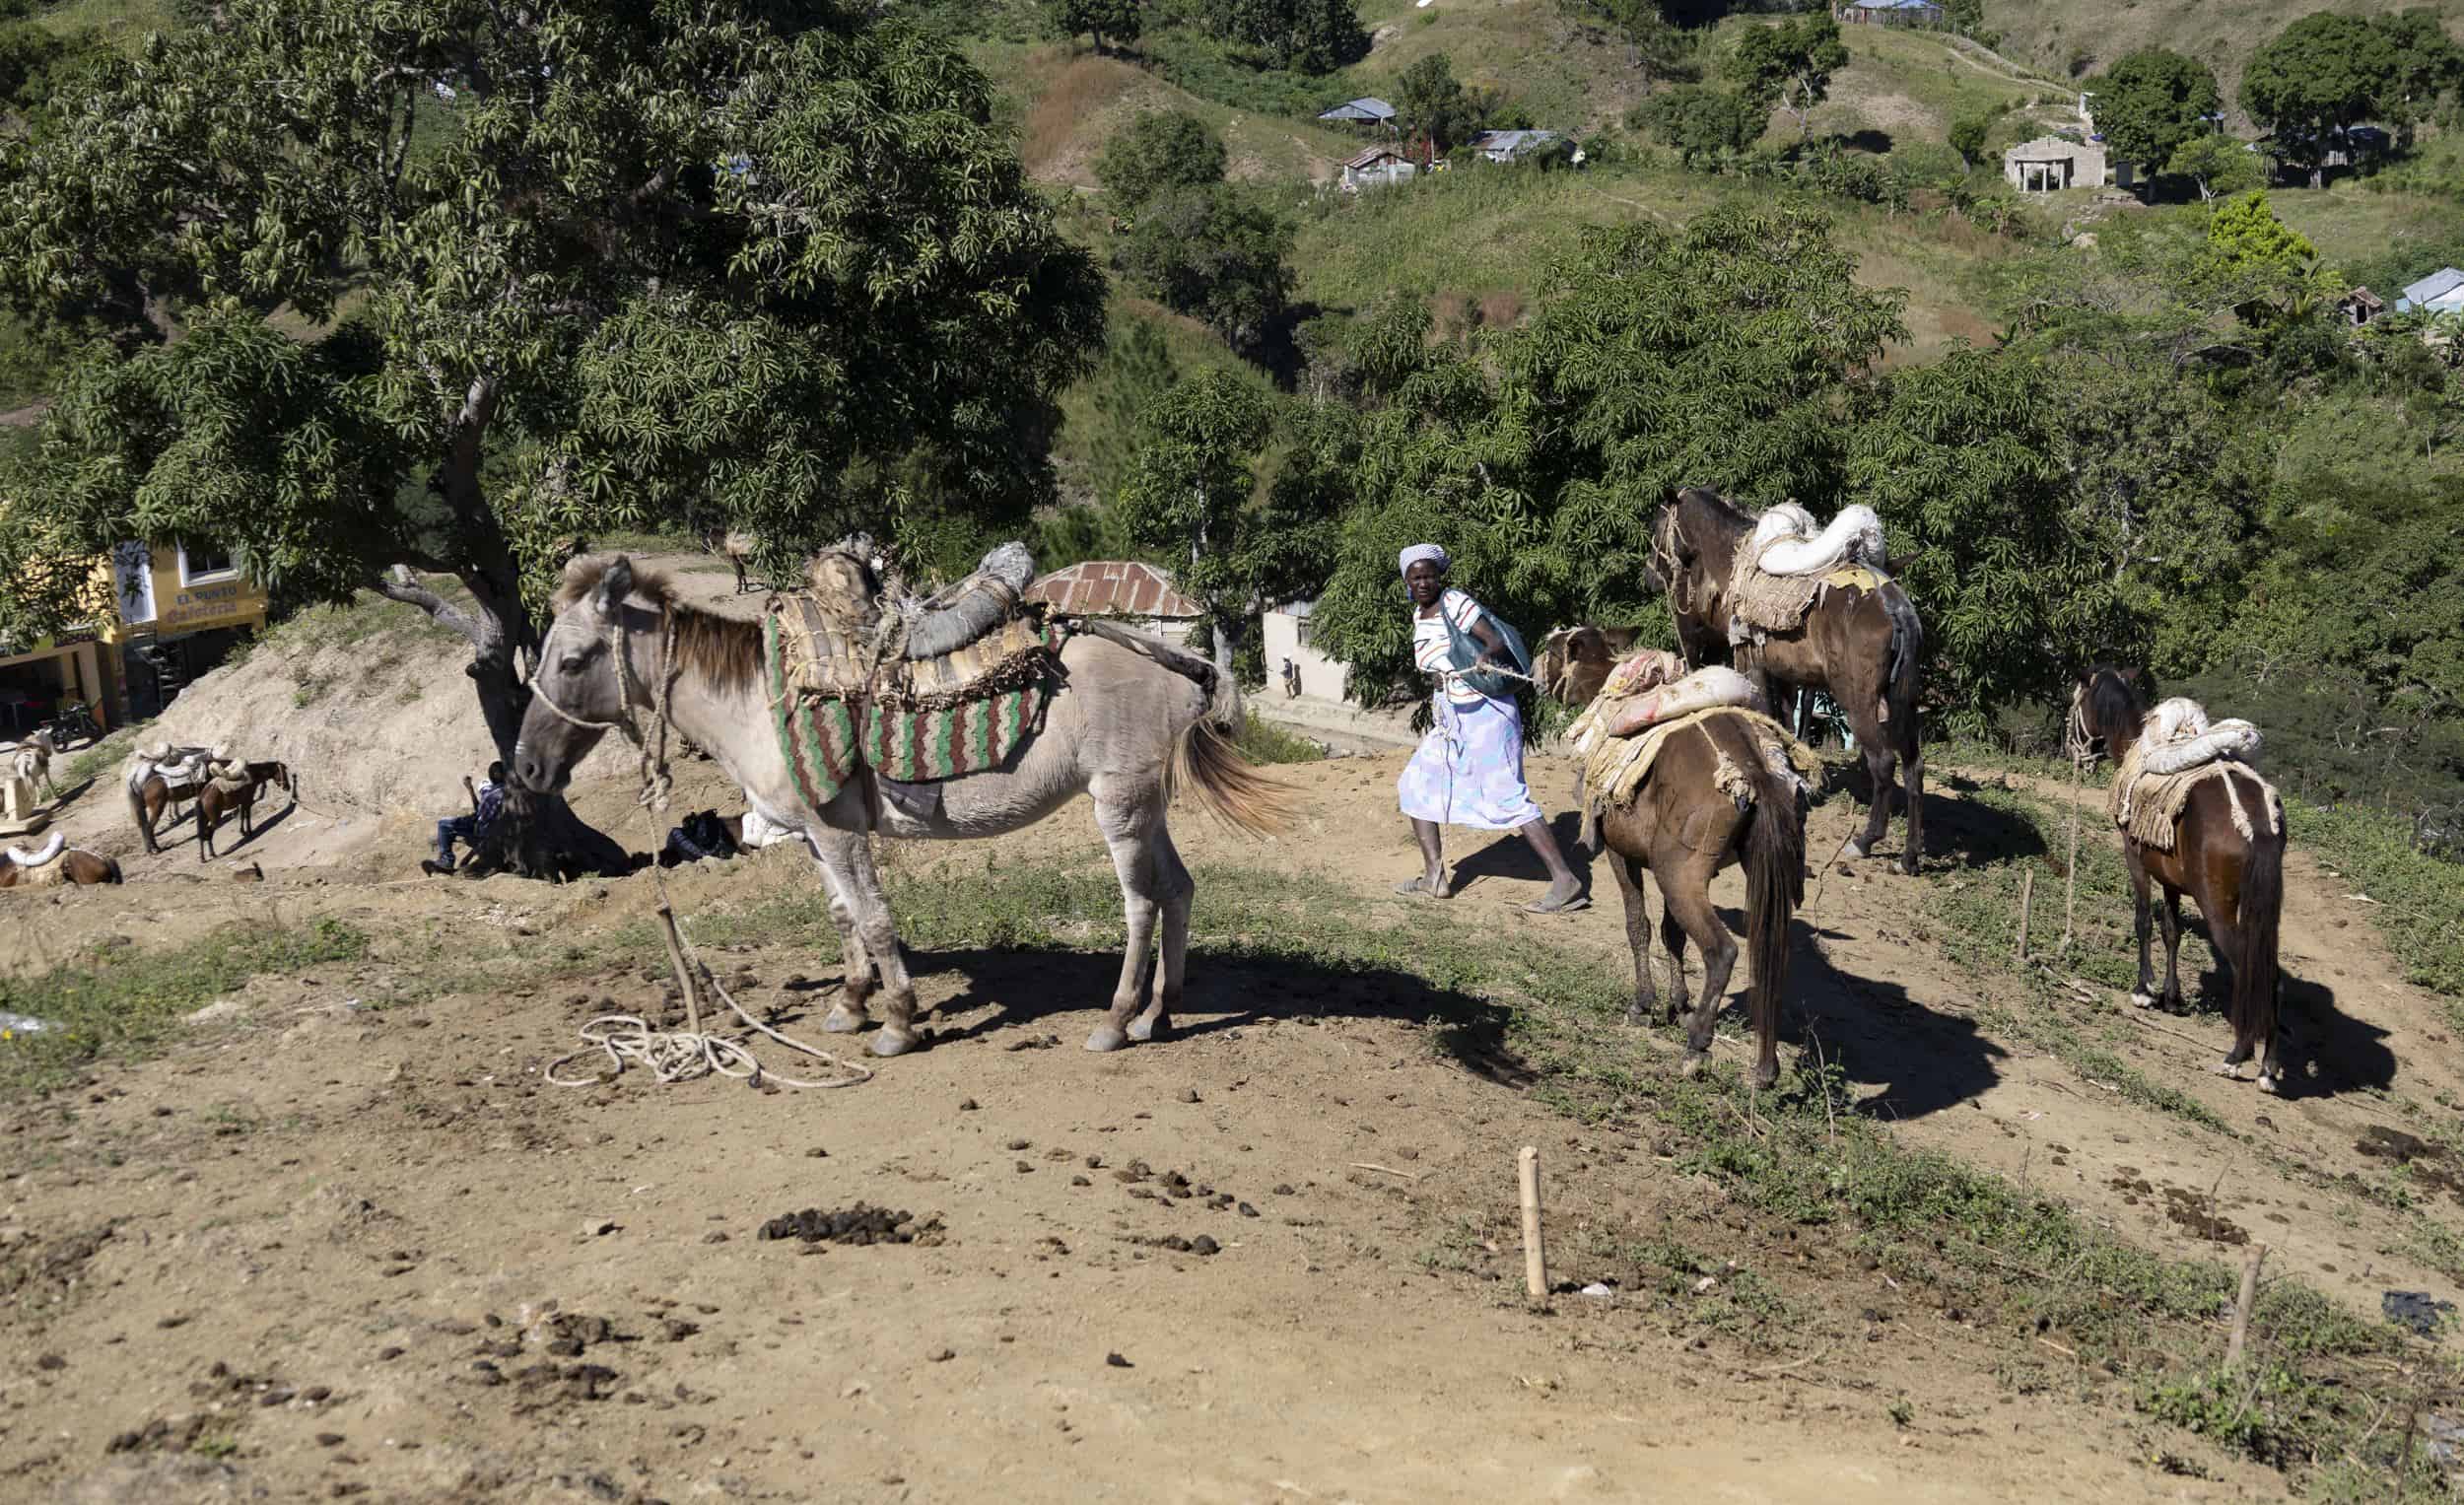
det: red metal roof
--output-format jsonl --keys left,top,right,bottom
{"left": 1024, "top": 561, "right": 1202, "bottom": 619}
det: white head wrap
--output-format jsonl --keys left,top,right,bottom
{"left": 1398, "top": 543, "right": 1449, "bottom": 578}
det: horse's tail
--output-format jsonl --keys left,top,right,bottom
{"left": 1170, "top": 717, "right": 1291, "bottom": 838}
{"left": 99, "top": 855, "right": 123, "bottom": 885}
{"left": 1743, "top": 755, "right": 1808, "bottom": 1071}
{"left": 1881, "top": 583, "right": 1923, "bottom": 733}
{"left": 2234, "top": 787, "right": 2285, "bottom": 1069}
{"left": 125, "top": 778, "right": 149, "bottom": 833}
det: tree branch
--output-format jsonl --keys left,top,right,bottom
{"left": 375, "top": 565, "right": 487, "bottom": 647}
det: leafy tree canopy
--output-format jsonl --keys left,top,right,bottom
{"left": 1722, "top": 14, "right": 1845, "bottom": 141}
{"left": 1632, "top": 83, "right": 1763, "bottom": 166}
{"left": 1096, "top": 110, "right": 1228, "bottom": 209}
{"left": 1200, "top": 0, "right": 1362, "bottom": 74}
{"left": 2240, "top": 11, "right": 2396, "bottom": 185}
{"left": 2164, "top": 132, "right": 2264, "bottom": 203}
{"left": 1396, "top": 52, "right": 1496, "bottom": 154}
{"left": 0, "top": 0, "right": 1105, "bottom": 869}
{"left": 1046, "top": 0, "right": 1143, "bottom": 53}
{"left": 2085, "top": 48, "right": 2220, "bottom": 172}
{"left": 1118, "top": 183, "right": 1296, "bottom": 355}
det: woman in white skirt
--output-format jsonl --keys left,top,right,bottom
{"left": 1393, "top": 544, "right": 1586, "bottom": 913}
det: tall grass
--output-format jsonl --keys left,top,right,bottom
{"left": 2293, "top": 800, "right": 2464, "bottom": 1008}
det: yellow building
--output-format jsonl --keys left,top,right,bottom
{"left": 0, "top": 539, "right": 268, "bottom": 738}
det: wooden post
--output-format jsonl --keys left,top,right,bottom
{"left": 2225, "top": 1244, "right": 2267, "bottom": 1369}
{"left": 2060, "top": 757, "right": 2084, "bottom": 955}
{"left": 654, "top": 902, "right": 703, "bottom": 1038}
{"left": 2014, "top": 869, "right": 2035, "bottom": 963}
{"left": 1518, "top": 1146, "right": 1548, "bottom": 1299}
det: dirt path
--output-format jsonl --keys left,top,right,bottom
{"left": 10, "top": 731, "right": 2455, "bottom": 1499}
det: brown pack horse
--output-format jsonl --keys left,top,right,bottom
{"left": 0, "top": 845, "right": 120, "bottom": 887}
{"left": 1595, "top": 712, "right": 1809, "bottom": 1088}
{"left": 195, "top": 761, "right": 294, "bottom": 861}
{"left": 1652, "top": 488, "right": 1925, "bottom": 873}
{"left": 2072, "top": 667, "right": 2286, "bottom": 1089}
{"left": 130, "top": 772, "right": 204, "bottom": 855}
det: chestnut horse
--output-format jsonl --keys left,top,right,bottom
{"left": 195, "top": 761, "right": 294, "bottom": 861}
{"left": 2073, "top": 667, "right": 2286, "bottom": 1089}
{"left": 1651, "top": 488, "right": 1925, "bottom": 873}
{"left": 1594, "top": 711, "right": 1809, "bottom": 1088}
{"left": 0, "top": 840, "right": 120, "bottom": 888}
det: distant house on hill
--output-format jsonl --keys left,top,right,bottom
{"left": 2396, "top": 267, "right": 2464, "bottom": 315}
{"left": 2004, "top": 135, "right": 2107, "bottom": 192}
{"left": 1467, "top": 129, "right": 1569, "bottom": 166}
{"left": 1024, "top": 562, "right": 1203, "bottom": 641}
{"left": 1318, "top": 97, "right": 1397, "bottom": 129}
{"left": 2341, "top": 287, "right": 2386, "bottom": 326}
{"left": 1340, "top": 144, "right": 1417, "bottom": 192}
{"left": 1838, "top": 0, "right": 1945, "bottom": 25}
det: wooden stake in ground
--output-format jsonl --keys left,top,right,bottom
{"left": 1518, "top": 1145, "right": 1548, "bottom": 1299}
{"left": 654, "top": 902, "right": 704, "bottom": 1038}
{"left": 2060, "top": 764, "right": 2083, "bottom": 955}
{"left": 2015, "top": 869, "right": 2035, "bottom": 963}
{"left": 2226, "top": 1243, "right": 2268, "bottom": 1369}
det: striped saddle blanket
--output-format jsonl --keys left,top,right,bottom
{"left": 763, "top": 594, "right": 1067, "bottom": 809}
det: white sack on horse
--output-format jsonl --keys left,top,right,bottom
{"left": 1601, "top": 666, "right": 1766, "bottom": 740}
{"left": 2138, "top": 698, "right": 2261, "bottom": 777}
{"left": 5, "top": 831, "right": 65, "bottom": 869}
{"left": 1745, "top": 503, "right": 1888, "bottom": 578}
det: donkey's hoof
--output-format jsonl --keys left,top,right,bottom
{"left": 1126, "top": 1013, "right": 1167, "bottom": 1044}
{"left": 1679, "top": 1052, "right": 1708, "bottom": 1079}
{"left": 1084, "top": 1024, "right": 1129, "bottom": 1054}
{"left": 2129, "top": 991, "right": 2156, "bottom": 1009}
{"left": 1842, "top": 841, "right": 1869, "bottom": 861}
{"left": 2208, "top": 1059, "right": 2244, "bottom": 1079}
{"left": 823, "top": 1003, "right": 868, "bottom": 1034}
{"left": 869, "top": 1028, "right": 921, "bottom": 1059}
{"left": 1750, "top": 1063, "right": 1780, "bottom": 1091}
{"left": 2256, "top": 1070, "right": 2281, "bottom": 1094}
{"left": 1622, "top": 1005, "right": 1649, "bottom": 1028}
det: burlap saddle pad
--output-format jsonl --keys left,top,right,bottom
{"left": 764, "top": 588, "right": 1067, "bottom": 811}
{"left": 1584, "top": 706, "right": 1822, "bottom": 813}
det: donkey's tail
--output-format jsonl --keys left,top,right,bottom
{"left": 1743, "top": 756, "right": 1808, "bottom": 1076}
{"left": 100, "top": 855, "right": 123, "bottom": 885}
{"left": 2235, "top": 791, "right": 2285, "bottom": 1076}
{"left": 1170, "top": 717, "right": 1292, "bottom": 837}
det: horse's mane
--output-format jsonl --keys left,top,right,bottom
{"left": 556, "top": 556, "right": 763, "bottom": 693}
{"left": 1674, "top": 486, "right": 1750, "bottom": 527}
{"left": 2084, "top": 663, "right": 2152, "bottom": 740}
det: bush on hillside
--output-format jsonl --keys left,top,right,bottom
{"left": 1096, "top": 111, "right": 1228, "bottom": 209}
{"left": 1119, "top": 184, "right": 1296, "bottom": 355}
{"left": 1630, "top": 84, "right": 1762, "bottom": 167}
{"left": 1198, "top": 0, "right": 1363, "bottom": 74}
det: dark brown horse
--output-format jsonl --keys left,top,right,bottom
{"left": 130, "top": 772, "right": 204, "bottom": 855}
{"left": 0, "top": 843, "right": 121, "bottom": 888}
{"left": 2073, "top": 666, "right": 2286, "bottom": 1089}
{"left": 1652, "top": 488, "right": 1925, "bottom": 873}
{"left": 1537, "top": 625, "right": 1646, "bottom": 708}
{"left": 1595, "top": 711, "right": 1809, "bottom": 1088}
{"left": 195, "top": 761, "right": 294, "bottom": 861}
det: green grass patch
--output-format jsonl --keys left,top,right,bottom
{"left": 2291, "top": 799, "right": 2464, "bottom": 1009}
{"left": 0, "top": 918, "right": 371, "bottom": 1099}
{"left": 1233, "top": 710, "right": 1326, "bottom": 764}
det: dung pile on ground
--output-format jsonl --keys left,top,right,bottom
{"left": 756, "top": 1203, "right": 944, "bottom": 1247}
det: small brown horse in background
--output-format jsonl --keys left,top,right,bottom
{"left": 2073, "top": 667, "right": 2286, "bottom": 1089}
{"left": 131, "top": 772, "right": 205, "bottom": 855}
{"left": 1595, "top": 712, "right": 1809, "bottom": 1088}
{"left": 195, "top": 761, "right": 294, "bottom": 861}
{"left": 1652, "top": 488, "right": 1925, "bottom": 873}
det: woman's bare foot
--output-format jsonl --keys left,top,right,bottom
{"left": 1525, "top": 876, "right": 1588, "bottom": 914}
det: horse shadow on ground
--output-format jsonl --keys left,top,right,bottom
{"left": 1442, "top": 812, "right": 1596, "bottom": 899}
{"left": 1701, "top": 901, "right": 2008, "bottom": 1120}
{"left": 2159, "top": 925, "right": 2396, "bottom": 1101}
{"left": 1819, "top": 764, "right": 2048, "bottom": 872}
{"left": 210, "top": 800, "right": 298, "bottom": 857}
{"left": 780, "top": 944, "right": 1537, "bottom": 1089}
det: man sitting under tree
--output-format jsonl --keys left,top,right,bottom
{"left": 426, "top": 763, "right": 507, "bottom": 875}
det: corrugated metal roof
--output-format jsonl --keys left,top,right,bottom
{"left": 1344, "top": 145, "right": 1406, "bottom": 170}
{"left": 1318, "top": 97, "right": 1396, "bottom": 121}
{"left": 1470, "top": 129, "right": 1563, "bottom": 157}
{"left": 1024, "top": 562, "right": 1202, "bottom": 619}
{"left": 2401, "top": 267, "right": 2464, "bottom": 307}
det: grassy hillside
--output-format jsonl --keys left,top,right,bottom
{"left": 1985, "top": 0, "right": 2459, "bottom": 118}
{"left": 1796, "top": 21, "right": 2068, "bottom": 151}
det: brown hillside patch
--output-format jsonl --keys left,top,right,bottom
{"left": 1021, "top": 53, "right": 1173, "bottom": 187}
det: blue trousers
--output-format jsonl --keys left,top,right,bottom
{"left": 436, "top": 815, "right": 478, "bottom": 864}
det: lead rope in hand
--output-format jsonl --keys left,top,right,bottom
{"left": 531, "top": 609, "right": 872, "bottom": 1091}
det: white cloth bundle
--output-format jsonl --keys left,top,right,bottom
{"left": 4, "top": 831, "right": 65, "bottom": 868}
{"left": 2139, "top": 697, "right": 2261, "bottom": 776}
{"left": 1745, "top": 503, "right": 1888, "bottom": 578}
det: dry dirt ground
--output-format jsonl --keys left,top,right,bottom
{"left": 4, "top": 609, "right": 2458, "bottom": 1500}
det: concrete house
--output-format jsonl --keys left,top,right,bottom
{"left": 1262, "top": 601, "right": 1348, "bottom": 702}
{"left": 1340, "top": 145, "right": 1417, "bottom": 192}
{"left": 2004, "top": 135, "right": 2107, "bottom": 192}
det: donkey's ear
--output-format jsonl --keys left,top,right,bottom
{"left": 593, "top": 557, "right": 634, "bottom": 618}
{"left": 2119, "top": 667, "right": 2141, "bottom": 684}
